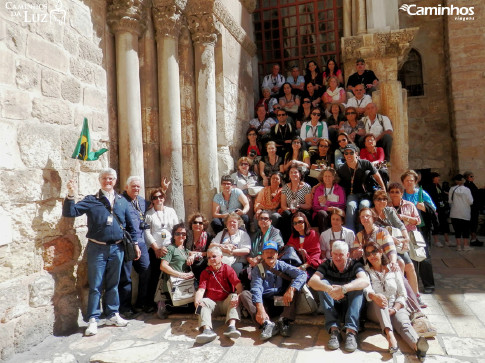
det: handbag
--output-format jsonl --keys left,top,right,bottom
{"left": 111, "top": 210, "right": 137, "bottom": 262}
{"left": 167, "top": 276, "right": 195, "bottom": 306}
{"left": 408, "top": 230, "right": 427, "bottom": 262}
{"left": 385, "top": 226, "right": 406, "bottom": 254}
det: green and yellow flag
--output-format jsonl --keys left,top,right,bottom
{"left": 71, "top": 118, "right": 108, "bottom": 161}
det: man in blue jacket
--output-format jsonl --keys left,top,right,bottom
{"left": 119, "top": 176, "right": 151, "bottom": 318}
{"left": 239, "top": 240, "right": 306, "bottom": 340}
{"left": 63, "top": 168, "right": 139, "bottom": 336}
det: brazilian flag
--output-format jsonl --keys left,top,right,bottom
{"left": 71, "top": 118, "right": 108, "bottom": 161}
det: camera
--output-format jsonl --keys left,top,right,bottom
{"left": 139, "top": 221, "right": 151, "bottom": 230}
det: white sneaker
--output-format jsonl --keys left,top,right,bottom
{"left": 435, "top": 241, "right": 444, "bottom": 248}
{"left": 106, "top": 313, "right": 129, "bottom": 327}
{"left": 85, "top": 318, "right": 97, "bottom": 336}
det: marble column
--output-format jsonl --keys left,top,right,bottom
{"left": 107, "top": 1, "right": 146, "bottom": 194}
{"left": 343, "top": 0, "right": 352, "bottom": 37}
{"left": 188, "top": 13, "right": 219, "bottom": 219}
{"left": 153, "top": 0, "right": 186, "bottom": 218}
{"left": 357, "top": 0, "right": 367, "bottom": 35}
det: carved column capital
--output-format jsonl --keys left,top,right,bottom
{"left": 240, "top": 0, "right": 256, "bottom": 13}
{"left": 107, "top": 0, "right": 147, "bottom": 36}
{"left": 152, "top": 0, "right": 187, "bottom": 39}
{"left": 187, "top": 12, "right": 218, "bottom": 46}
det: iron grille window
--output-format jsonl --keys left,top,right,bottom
{"left": 398, "top": 49, "right": 424, "bottom": 97}
{"left": 254, "top": 0, "right": 344, "bottom": 84}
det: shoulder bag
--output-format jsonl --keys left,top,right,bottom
{"left": 408, "top": 230, "right": 427, "bottom": 262}
{"left": 111, "top": 210, "right": 138, "bottom": 262}
{"left": 167, "top": 275, "right": 195, "bottom": 306}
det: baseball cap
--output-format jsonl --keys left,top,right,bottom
{"left": 343, "top": 144, "right": 357, "bottom": 152}
{"left": 356, "top": 58, "right": 365, "bottom": 64}
{"left": 262, "top": 240, "right": 278, "bottom": 252}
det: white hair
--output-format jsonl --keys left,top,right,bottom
{"left": 126, "top": 176, "right": 142, "bottom": 187}
{"left": 99, "top": 168, "right": 117, "bottom": 179}
{"left": 332, "top": 241, "right": 349, "bottom": 254}
{"left": 207, "top": 246, "right": 222, "bottom": 256}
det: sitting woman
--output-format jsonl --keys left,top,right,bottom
{"left": 310, "top": 138, "right": 334, "bottom": 171}
{"left": 254, "top": 171, "right": 283, "bottom": 226}
{"left": 322, "top": 76, "right": 346, "bottom": 114}
{"left": 282, "top": 136, "right": 311, "bottom": 177}
{"left": 360, "top": 133, "right": 385, "bottom": 166}
{"left": 285, "top": 212, "right": 322, "bottom": 278}
{"left": 304, "top": 60, "right": 324, "bottom": 94}
{"left": 157, "top": 223, "right": 195, "bottom": 319}
{"left": 295, "top": 96, "right": 313, "bottom": 130}
{"left": 255, "top": 87, "right": 278, "bottom": 115}
{"left": 312, "top": 168, "right": 346, "bottom": 233}
{"left": 259, "top": 141, "right": 283, "bottom": 187}
{"left": 210, "top": 212, "right": 251, "bottom": 276}
{"left": 363, "top": 242, "right": 429, "bottom": 360}
{"left": 185, "top": 212, "right": 214, "bottom": 281}
{"left": 319, "top": 208, "right": 355, "bottom": 260}
{"left": 322, "top": 58, "right": 344, "bottom": 88}
{"left": 340, "top": 106, "right": 365, "bottom": 145}
{"left": 300, "top": 108, "right": 329, "bottom": 149}
{"left": 278, "top": 82, "right": 300, "bottom": 119}
{"left": 334, "top": 132, "right": 359, "bottom": 169}
{"left": 326, "top": 102, "right": 346, "bottom": 146}
{"left": 303, "top": 81, "right": 322, "bottom": 109}
{"left": 231, "top": 157, "right": 261, "bottom": 221}
{"left": 239, "top": 128, "right": 263, "bottom": 174}
{"left": 280, "top": 163, "right": 313, "bottom": 241}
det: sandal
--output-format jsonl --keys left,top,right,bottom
{"left": 389, "top": 346, "right": 399, "bottom": 354}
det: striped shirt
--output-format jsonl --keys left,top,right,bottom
{"left": 282, "top": 182, "right": 311, "bottom": 205}
{"left": 352, "top": 227, "right": 396, "bottom": 260}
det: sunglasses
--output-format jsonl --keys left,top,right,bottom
{"left": 338, "top": 139, "right": 347, "bottom": 143}
{"left": 193, "top": 221, "right": 204, "bottom": 225}
{"left": 174, "top": 232, "right": 186, "bottom": 236}
{"left": 277, "top": 114, "right": 286, "bottom": 117}
{"left": 346, "top": 112, "right": 357, "bottom": 115}
{"left": 319, "top": 144, "right": 329, "bottom": 148}
{"left": 375, "top": 198, "right": 388, "bottom": 202}
{"left": 293, "top": 220, "right": 305, "bottom": 225}
{"left": 344, "top": 151, "right": 355, "bottom": 155}
{"left": 303, "top": 100, "right": 311, "bottom": 103}
{"left": 292, "top": 141, "right": 301, "bottom": 144}
{"left": 365, "top": 248, "right": 380, "bottom": 257}
{"left": 312, "top": 113, "right": 321, "bottom": 116}
{"left": 208, "top": 255, "right": 219, "bottom": 259}
{"left": 259, "top": 216, "right": 270, "bottom": 222}
{"left": 152, "top": 195, "right": 164, "bottom": 200}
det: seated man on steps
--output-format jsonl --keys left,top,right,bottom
{"left": 194, "top": 246, "right": 244, "bottom": 344}
{"left": 239, "top": 240, "right": 306, "bottom": 341}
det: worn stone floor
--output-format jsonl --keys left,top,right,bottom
{"left": 6, "top": 236, "right": 485, "bottom": 363}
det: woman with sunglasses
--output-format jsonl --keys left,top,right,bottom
{"left": 371, "top": 190, "right": 423, "bottom": 308}
{"left": 300, "top": 108, "right": 329, "bottom": 149}
{"left": 363, "top": 242, "right": 429, "bottom": 360}
{"left": 310, "top": 138, "right": 334, "bottom": 170}
{"left": 286, "top": 212, "right": 322, "bottom": 277}
{"left": 326, "top": 102, "right": 345, "bottom": 146}
{"left": 157, "top": 223, "right": 194, "bottom": 318}
{"left": 186, "top": 213, "right": 214, "bottom": 281}
{"left": 302, "top": 81, "right": 322, "bottom": 108}
{"left": 334, "top": 132, "right": 358, "bottom": 169}
{"left": 340, "top": 106, "right": 365, "bottom": 145}
{"left": 295, "top": 96, "right": 313, "bottom": 130}
{"left": 282, "top": 136, "right": 311, "bottom": 175}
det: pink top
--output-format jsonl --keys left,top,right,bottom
{"left": 394, "top": 199, "right": 421, "bottom": 231}
{"left": 287, "top": 229, "right": 322, "bottom": 269}
{"left": 360, "top": 147, "right": 385, "bottom": 163}
{"left": 312, "top": 183, "right": 346, "bottom": 217}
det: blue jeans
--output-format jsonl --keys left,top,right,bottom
{"left": 119, "top": 242, "right": 150, "bottom": 312}
{"left": 87, "top": 241, "right": 124, "bottom": 320}
{"left": 318, "top": 280, "right": 364, "bottom": 333}
{"left": 345, "top": 193, "right": 371, "bottom": 231}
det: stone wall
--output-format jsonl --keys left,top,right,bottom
{"left": 0, "top": 0, "right": 111, "bottom": 359}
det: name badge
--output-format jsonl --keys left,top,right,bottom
{"left": 107, "top": 215, "right": 113, "bottom": 226}
{"left": 327, "top": 194, "right": 339, "bottom": 203}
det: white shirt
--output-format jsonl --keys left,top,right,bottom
{"left": 319, "top": 227, "right": 355, "bottom": 260}
{"left": 144, "top": 207, "right": 179, "bottom": 248}
{"left": 345, "top": 94, "right": 372, "bottom": 109}
{"left": 262, "top": 74, "right": 285, "bottom": 93}
{"left": 100, "top": 189, "right": 115, "bottom": 207}
{"left": 212, "top": 229, "right": 251, "bottom": 264}
{"left": 362, "top": 114, "right": 393, "bottom": 136}
{"left": 449, "top": 185, "right": 473, "bottom": 220}
{"left": 300, "top": 121, "right": 329, "bottom": 140}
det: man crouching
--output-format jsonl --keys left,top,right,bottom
{"left": 239, "top": 240, "right": 307, "bottom": 340}
{"left": 194, "top": 246, "right": 244, "bottom": 344}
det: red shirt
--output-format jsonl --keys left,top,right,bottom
{"left": 360, "top": 147, "right": 385, "bottom": 163}
{"left": 287, "top": 229, "right": 322, "bottom": 269}
{"left": 199, "top": 263, "right": 240, "bottom": 301}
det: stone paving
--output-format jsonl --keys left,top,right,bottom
{"left": 6, "top": 237, "right": 485, "bottom": 363}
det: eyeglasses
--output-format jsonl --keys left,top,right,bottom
{"left": 293, "top": 220, "right": 305, "bottom": 225}
{"left": 303, "top": 100, "right": 311, "bottom": 103}
{"left": 277, "top": 113, "right": 286, "bottom": 117}
{"left": 338, "top": 139, "right": 347, "bottom": 143}
{"left": 375, "top": 198, "right": 388, "bottom": 202}
{"left": 248, "top": 133, "right": 257, "bottom": 136}
{"left": 208, "top": 255, "right": 219, "bottom": 259}
{"left": 222, "top": 182, "right": 232, "bottom": 186}
{"left": 152, "top": 195, "right": 164, "bottom": 200}
{"left": 240, "top": 163, "right": 250, "bottom": 166}
{"left": 292, "top": 141, "right": 301, "bottom": 144}
{"left": 311, "top": 113, "right": 321, "bottom": 116}
{"left": 344, "top": 151, "right": 355, "bottom": 155}
{"left": 174, "top": 232, "right": 186, "bottom": 236}
{"left": 345, "top": 112, "right": 357, "bottom": 115}
{"left": 319, "top": 144, "right": 329, "bottom": 148}
{"left": 193, "top": 221, "right": 204, "bottom": 225}
{"left": 259, "top": 216, "right": 270, "bottom": 222}
{"left": 365, "top": 248, "right": 380, "bottom": 257}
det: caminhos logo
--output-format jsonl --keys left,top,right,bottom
{"left": 399, "top": 3, "right": 474, "bottom": 21}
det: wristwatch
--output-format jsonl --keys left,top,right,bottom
{"left": 341, "top": 285, "right": 348, "bottom": 294}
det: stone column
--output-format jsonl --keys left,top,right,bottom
{"left": 357, "top": 0, "right": 367, "bottom": 35}
{"left": 188, "top": 11, "right": 219, "bottom": 219}
{"left": 343, "top": 0, "right": 352, "bottom": 37}
{"left": 153, "top": 0, "right": 186, "bottom": 218}
{"left": 107, "top": 1, "right": 146, "bottom": 194}
{"left": 366, "top": 0, "right": 399, "bottom": 33}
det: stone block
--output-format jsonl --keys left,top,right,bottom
{"left": 0, "top": 89, "right": 32, "bottom": 120}
{"left": 83, "top": 86, "right": 107, "bottom": 110}
{"left": 0, "top": 319, "right": 15, "bottom": 361}
{"left": 73, "top": 107, "right": 107, "bottom": 132}
{"left": 218, "top": 146, "right": 234, "bottom": 177}
{"left": 63, "top": 29, "right": 78, "bottom": 56}
{"left": 70, "top": 57, "right": 95, "bottom": 84}
{"left": 41, "top": 68, "right": 62, "bottom": 98}
{"left": 94, "top": 65, "right": 107, "bottom": 89}
{"left": 42, "top": 237, "right": 75, "bottom": 272}
{"left": 61, "top": 76, "right": 81, "bottom": 103}
{"left": 0, "top": 118, "right": 25, "bottom": 170}
{"left": 17, "top": 122, "right": 62, "bottom": 169}
{"left": 0, "top": 48, "right": 16, "bottom": 85}
{"left": 0, "top": 278, "right": 30, "bottom": 322}
{"left": 26, "top": 35, "right": 69, "bottom": 73}
{"left": 29, "top": 274, "right": 55, "bottom": 307}
{"left": 442, "top": 335, "right": 485, "bottom": 358}
{"left": 32, "top": 97, "right": 72, "bottom": 125}
{"left": 5, "top": 24, "right": 27, "bottom": 54}
{"left": 90, "top": 341, "right": 170, "bottom": 363}
{"left": 69, "top": 2, "right": 93, "bottom": 39}
{"left": 158, "top": 342, "right": 226, "bottom": 363}
{"left": 78, "top": 37, "right": 103, "bottom": 64}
